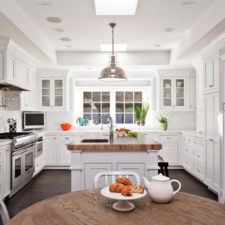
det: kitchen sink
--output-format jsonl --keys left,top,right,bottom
{"left": 81, "top": 139, "right": 109, "bottom": 143}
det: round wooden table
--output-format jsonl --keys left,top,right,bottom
{"left": 8, "top": 190, "right": 225, "bottom": 225}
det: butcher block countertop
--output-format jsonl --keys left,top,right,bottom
{"left": 67, "top": 133, "right": 162, "bottom": 151}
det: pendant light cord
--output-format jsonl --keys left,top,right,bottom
{"left": 109, "top": 23, "right": 116, "bottom": 56}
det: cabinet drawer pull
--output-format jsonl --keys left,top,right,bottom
{"left": 65, "top": 137, "right": 69, "bottom": 140}
{"left": 197, "top": 154, "right": 200, "bottom": 158}
{"left": 209, "top": 85, "right": 213, "bottom": 87}
{"left": 197, "top": 168, "right": 201, "bottom": 173}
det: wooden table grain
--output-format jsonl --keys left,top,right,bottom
{"left": 8, "top": 190, "right": 225, "bottom": 225}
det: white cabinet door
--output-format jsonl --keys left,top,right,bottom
{"left": 44, "top": 136, "right": 58, "bottom": 165}
{"left": 204, "top": 55, "right": 219, "bottom": 93}
{"left": 174, "top": 78, "right": 186, "bottom": 109}
{"left": 59, "top": 136, "right": 74, "bottom": 165}
{"left": 40, "top": 78, "right": 64, "bottom": 110}
{"left": 16, "top": 58, "right": 29, "bottom": 87}
{"left": 205, "top": 94, "right": 214, "bottom": 137}
{"left": 6, "top": 54, "right": 16, "bottom": 83}
{"left": 84, "top": 163, "right": 113, "bottom": 189}
{"left": 205, "top": 92, "right": 221, "bottom": 192}
{"left": 160, "top": 77, "right": 188, "bottom": 110}
{"left": 161, "top": 142, "right": 178, "bottom": 166}
{"left": 0, "top": 145, "right": 11, "bottom": 199}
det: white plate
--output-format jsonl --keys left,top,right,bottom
{"left": 100, "top": 186, "right": 147, "bottom": 201}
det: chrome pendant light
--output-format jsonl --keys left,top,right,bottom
{"left": 99, "top": 23, "right": 127, "bottom": 81}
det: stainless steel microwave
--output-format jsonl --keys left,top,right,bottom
{"left": 23, "top": 112, "right": 45, "bottom": 130}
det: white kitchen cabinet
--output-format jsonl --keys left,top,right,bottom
{"left": 182, "top": 134, "right": 205, "bottom": 182}
{"left": 45, "top": 134, "right": 75, "bottom": 167}
{"left": 84, "top": 163, "right": 112, "bottom": 189}
{"left": 0, "top": 144, "right": 11, "bottom": 199}
{"left": 5, "top": 90, "right": 36, "bottom": 111}
{"left": 204, "top": 53, "right": 219, "bottom": 93}
{"left": 45, "top": 135, "right": 58, "bottom": 166}
{"left": 20, "top": 91, "right": 36, "bottom": 111}
{"left": 157, "top": 134, "right": 180, "bottom": 166}
{"left": 40, "top": 78, "right": 64, "bottom": 110}
{"left": 205, "top": 92, "right": 221, "bottom": 192}
{"left": 0, "top": 38, "right": 36, "bottom": 91}
{"left": 59, "top": 136, "right": 72, "bottom": 165}
{"left": 160, "top": 77, "right": 188, "bottom": 110}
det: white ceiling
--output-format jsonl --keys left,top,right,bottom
{"left": 14, "top": 0, "right": 216, "bottom": 52}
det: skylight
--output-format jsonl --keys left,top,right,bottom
{"left": 100, "top": 44, "right": 127, "bottom": 52}
{"left": 94, "top": 0, "right": 139, "bottom": 16}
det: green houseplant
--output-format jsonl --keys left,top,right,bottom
{"left": 134, "top": 104, "right": 149, "bottom": 126}
{"left": 157, "top": 114, "right": 169, "bottom": 130}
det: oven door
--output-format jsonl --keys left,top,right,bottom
{"left": 24, "top": 145, "right": 35, "bottom": 178}
{"left": 36, "top": 141, "right": 43, "bottom": 158}
{"left": 12, "top": 149, "right": 26, "bottom": 189}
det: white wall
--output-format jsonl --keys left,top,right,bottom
{"left": 0, "top": 91, "right": 22, "bottom": 132}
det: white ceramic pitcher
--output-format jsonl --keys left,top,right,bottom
{"left": 142, "top": 174, "right": 181, "bottom": 203}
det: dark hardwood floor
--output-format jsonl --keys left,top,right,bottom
{"left": 4, "top": 169, "right": 217, "bottom": 220}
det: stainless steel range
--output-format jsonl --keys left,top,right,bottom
{"left": 0, "top": 132, "right": 36, "bottom": 196}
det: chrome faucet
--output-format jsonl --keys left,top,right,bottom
{"left": 95, "top": 114, "right": 114, "bottom": 143}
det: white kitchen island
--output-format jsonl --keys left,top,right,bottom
{"left": 67, "top": 133, "right": 162, "bottom": 191}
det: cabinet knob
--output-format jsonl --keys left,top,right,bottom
{"left": 209, "top": 85, "right": 213, "bottom": 87}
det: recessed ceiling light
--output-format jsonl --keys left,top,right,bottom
{"left": 46, "top": 17, "right": 61, "bottom": 23}
{"left": 65, "top": 45, "right": 72, "bottom": 48}
{"left": 60, "top": 37, "right": 71, "bottom": 42}
{"left": 39, "top": 1, "right": 51, "bottom": 6}
{"left": 181, "top": 1, "right": 195, "bottom": 7}
{"left": 54, "top": 28, "right": 64, "bottom": 32}
{"left": 165, "top": 28, "right": 174, "bottom": 32}
{"left": 100, "top": 44, "right": 127, "bottom": 52}
{"left": 94, "top": 0, "right": 139, "bottom": 15}
{"left": 155, "top": 44, "right": 161, "bottom": 48}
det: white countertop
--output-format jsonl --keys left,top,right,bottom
{"left": 0, "top": 139, "right": 12, "bottom": 147}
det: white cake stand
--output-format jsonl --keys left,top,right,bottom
{"left": 100, "top": 186, "right": 147, "bottom": 212}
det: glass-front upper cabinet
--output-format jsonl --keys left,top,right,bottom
{"left": 160, "top": 77, "right": 187, "bottom": 110}
{"left": 41, "top": 78, "right": 64, "bottom": 109}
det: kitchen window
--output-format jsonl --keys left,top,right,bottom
{"left": 82, "top": 90, "right": 145, "bottom": 125}
{"left": 115, "top": 91, "right": 142, "bottom": 124}
{"left": 83, "top": 91, "right": 110, "bottom": 124}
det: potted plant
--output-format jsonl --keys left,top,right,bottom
{"left": 134, "top": 105, "right": 142, "bottom": 125}
{"left": 141, "top": 104, "right": 149, "bottom": 125}
{"left": 134, "top": 104, "right": 149, "bottom": 126}
{"left": 76, "top": 117, "right": 88, "bottom": 126}
{"left": 157, "top": 114, "right": 169, "bottom": 130}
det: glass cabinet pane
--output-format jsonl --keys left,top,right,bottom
{"left": 163, "top": 79, "right": 172, "bottom": 107}
{"left": 42, "top": 96, "right": 50, "bottom": 107}
{"left": 175, "top": 79, "right": 185, "bottom": 106}
{"left": 55, "top": 96, "right": 63, "bottom": 107}
{"left": 116, "top": 114, "right": 124, "bottom": 124}
{"left": 55, "top": 80, "right": 63, "bottom": 88}
{"left": 42, "top": 80, "right": 50, "bottom": 88}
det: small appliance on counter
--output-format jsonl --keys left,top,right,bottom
{"left": 23, "top": 111, "right": 45, "bottom": 130}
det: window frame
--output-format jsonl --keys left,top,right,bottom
{"left": 76, "top": 86, "right": 151, "bottom": 126}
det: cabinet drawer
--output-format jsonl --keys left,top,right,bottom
{"left": 194, "top": 151, "right": 204, "bottom": 161}
{"left": 159, "top": 135, "right": 178, "bottom": 142}
{"left": 183, "top": 158, "right": 192, "bottom": 170}
{"left": 183, "top": 146, "right": 192, "bottom": 156}
{"left": 193, "top": 161, "right": 204, "bottom": 178}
